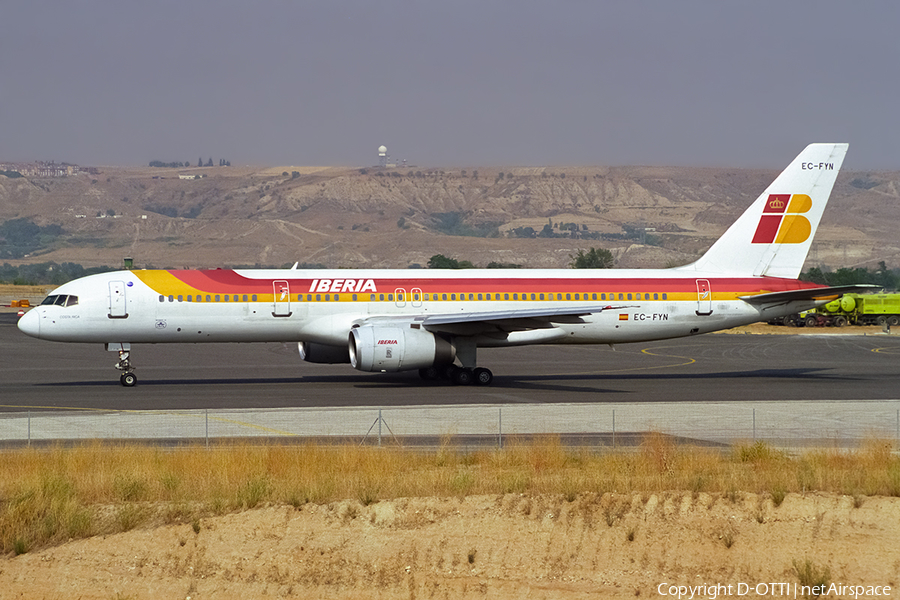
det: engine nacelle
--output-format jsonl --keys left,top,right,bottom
{"left": 349, "top": 324, "right": 455, "bottom": 372}
{"left": 298, "top": 341, "right": 350, "bottom": 364}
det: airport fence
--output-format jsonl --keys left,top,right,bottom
{"left": 2, "top": 401, "right": 899, "bottom": 450}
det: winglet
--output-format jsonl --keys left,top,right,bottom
{"left": 677, "top": 143, "right": 848, "bottom": 278}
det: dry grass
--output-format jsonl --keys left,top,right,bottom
{"left": 0, "top": 284, "right": 53, "bottom": 299}
{"left": 0, "top": 437, "right": 897, "bottom": 554}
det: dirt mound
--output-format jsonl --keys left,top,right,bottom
{"left": 3, "top": 492, "right": 897, "bottom": 599}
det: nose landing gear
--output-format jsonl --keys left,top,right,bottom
{"left": 115, "top": 350, "right": 137, "bottom": 387}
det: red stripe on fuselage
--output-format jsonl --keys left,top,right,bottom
{"left": 162, "top": 270, "right": 825, "bottom": 296}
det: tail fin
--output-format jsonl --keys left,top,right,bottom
{"left": 677, "top": 143, "right": 848, "bottom": 278}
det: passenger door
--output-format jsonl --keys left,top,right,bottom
{"left": 695, "top": 279, "right": 712, "bottom": 316}
{"left": 273, "top": 280, "right": 292, "bottom": 317}
{"left": 108, "top": 281, "right": 128, "bottom": 318}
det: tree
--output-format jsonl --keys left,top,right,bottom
{"left": 569, "top": 247, "right": 615, "bottom": 269}
{"left": 427, "top": 254, "right": 475, "bottom": 269}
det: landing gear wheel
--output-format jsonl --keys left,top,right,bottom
{"left": 120, "top": 372, "right": 137, "bottom": 387}
{"left": 452, "top": 367, "right": 474, "bottom": 386}
{"left": 473, "top": 367, "right": 493, "bottom": 386}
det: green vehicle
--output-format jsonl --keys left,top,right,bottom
{"left": 811, "top": 293, "right": 900, "bottom": 327}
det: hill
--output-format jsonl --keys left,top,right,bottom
{"left": 1, "top": 164, "right": 898, "bottom": 270}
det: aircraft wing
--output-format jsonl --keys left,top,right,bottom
{"left": 739, "top": 284, "right": 880, "bottom": 305}
{"left": 363, "top": 305, "right": 626, "bottom": 336}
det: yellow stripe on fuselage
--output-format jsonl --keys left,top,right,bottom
{"left": 133, "top": 270, "right": 203, "bottom": 297}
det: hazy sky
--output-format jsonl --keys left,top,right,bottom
{"left": 2, "top": 1, "right": 898, "bottom": 169}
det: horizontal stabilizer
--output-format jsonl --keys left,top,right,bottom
{"left": 739, "top": 284, "right": 879, "bottom": 305}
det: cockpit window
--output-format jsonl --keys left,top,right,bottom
{"left": 40, "top": 294, "right": 78, "bottom": 307}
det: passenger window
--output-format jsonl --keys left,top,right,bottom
{"left": 215, "top": 295, "right": 220, "bottom": 302}
{"left": 531, "top": 293, "right": 536, "bottom": 300}
{"left": 252, "top": 294, "right": 257, "bottom": 301}
{"left": 159, "top": 295, "right": 164, "bottom": 303}
{"left": 451, "top": 294, "right": 456, "bottom": 301}
{"left": 414, "top": 293, "right": 420, "bottom": 301}
{"left": 601, "top": 293, "right": 606, "bottom": 300}
{"left": 353, "top": 294, "right": 358, "bottom": 301}
{"left": 325, "top": 294, "right": 331, "bottom": 301}
{"left": 177, "top": 295, "right": 183, "bottom": 302}
{"left": 592, "top": 293, "right": 597, "bottom": 300}
{"left": 653, "top": 293, "right": 658, "bottom": 300}
{"left": 379, "top": 294, "right": 384, "bottom": 301}
{"left": 224, "top": 295, "right": 230, "bottom": 302}
{"left": 575, "top": 293, "right": 580, "bottom": 300}
{"left": 468, "top": 294, "right": 473, "bottom": 301}
{"left": 618, "top": 294, "right": 624, "bottom": 300}
{"left": 504, "top": 293, "right": 509, "bottom": 300}
{"left": 627, "top": 293, "right": 632, "bottom": 300}
{"left": 442, "top": 294, "right": 447, "bottom": 301}
{"left": 388, "top": 294, "right": 393, "bottom": 301}
{"left": 316, "top": 294, "right": 321, "bottom": 302}
{"left": 243, "top": 295, "right": 248, "bottom": 302}
{"left": 187, "top": 295, "right": 193, "bottom": 302}
{"left": 662, "top": 293, "right": 668, "bottom": 300}
{"left": 478, "top": 294, "right": 482, "bottom": 301}
{"left": 333, "top": 294, "right": 339, "bottom": 301}
{"left": 565, "top": 293, "right": 571, "bottom": 301}
{"left": 206, "top": 295, "right": 211, "bottom": 302}
{"left": 370, "top": 294, "right": 376, "bottom": 301}
{"left": 512, "top": 293, "right": 517, "bottom": 300}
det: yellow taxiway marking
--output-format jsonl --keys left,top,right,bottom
{"left": 872, "top": 347, "right": 900, "bottom": 355}
{"left": 548, "top": 345, "right": 697, "bottom": 377}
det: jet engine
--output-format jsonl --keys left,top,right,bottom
{"left": 298, "top": 341, "right": 351, "bottom": 364}
{"left": 349, "top": 324, "right": 455, "bottom": 372}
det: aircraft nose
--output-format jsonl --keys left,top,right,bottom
{"left": 17, "top": 308, "right": 40, "bottom": 338}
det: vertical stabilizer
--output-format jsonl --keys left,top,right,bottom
{"left": 677, "top": 143, "right": 848, "bottom": 278}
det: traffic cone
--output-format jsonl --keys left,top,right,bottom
{"left": 17, "top": 308, "right": 24, "bottom": 317}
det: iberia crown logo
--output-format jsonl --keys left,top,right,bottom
{"left": 752, "top": 194, "right": 812, "bottom": 244}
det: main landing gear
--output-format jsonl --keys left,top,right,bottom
{"left": 418, "top": 338, "right": 493, "bottom": 386}
{"left": 418, "top": 365, "right": 494, "bottom": 386}
{"left": 115, "top": 349, "right": 137, "bottom": 387}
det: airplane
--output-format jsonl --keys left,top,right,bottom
{"left": 18, "top": 143, "right": 869, "bottom": 387}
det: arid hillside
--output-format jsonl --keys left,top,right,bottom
{"left": 1, "top": 163, "right": 898, "bottom": 270}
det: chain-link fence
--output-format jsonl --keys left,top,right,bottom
{"left": 3, "top": 401, "right": 899, "bottom": 449}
